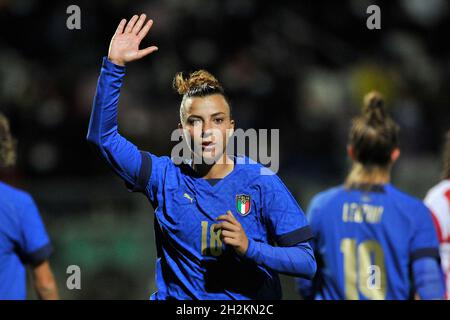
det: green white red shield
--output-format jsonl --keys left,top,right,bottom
{"left": 236, "top": 194, "right": 251, "bottom": 216}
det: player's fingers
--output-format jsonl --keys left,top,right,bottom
{"left": 226, "top": 210, "right": 238, "bottom": 223}
{"left": 115, "top": 19, "right": 127, "bottom": 35}
{"left": 222, "top": 237, "right": 239, "bottom": 246}
{"left": 137, "top": 19, "right": 154, "bottom": 40}
{"left": 125, "top": 15, "right": 139, "bottom": 33}
{"left": 220, "top": 230, "right": 236, "bottom": 239}
{"left": 136, "top": 46, "right": 158, "bottom": 59}
{"left": 132, "top": 13, "right": 146, "bottom": 35}
{"left": 216, "top": 215, "right": 236, "bottom": 225}
{"left": 226, "top": 210, "right": 242, "bottom": 227}
{"left": 216, "top": 214, "right": 229, "bottom": 222}
{"left": 215, "top": 221, "right": 239, "bottom": 232}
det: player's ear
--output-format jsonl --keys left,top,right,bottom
{"left": 177, "top": 123, "right": 184, "bottom": 140}
{"left": 227, "top": 119, "right": 235, "bottom": 138}
{"left": 391, "top": 148, "right": 400, "bottom": 163}
{"left": 347, "top": 145, "right": 356, "bottom": 161}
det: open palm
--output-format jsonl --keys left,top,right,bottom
{"left": 108, "top": 14, "right": 158, "bottom": 66}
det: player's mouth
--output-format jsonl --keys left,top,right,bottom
{"left": 201, "top": 141, "right": 216, "bottom": 151}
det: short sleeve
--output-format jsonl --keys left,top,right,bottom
{"left": 18, "top": 195, "right": 52, "bottom": 266}
{"left": 262, "top": 176, "right": 313, "bottom": 247}
{"left": 410, "top": 202, "right": 441, "bottom": 263}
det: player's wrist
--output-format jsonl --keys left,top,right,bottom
{"left": 243, "top": 238, "right": 256, "bottom": 259}
{"left": 108, "top": 55, "right": 126, "bottom": 67}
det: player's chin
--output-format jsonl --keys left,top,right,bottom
{"left": 200, "top": 147, "right": 225, "bottom": 164}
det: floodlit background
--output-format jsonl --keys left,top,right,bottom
{"left": 0, "top": 0, "right": 449, "bottom": 299}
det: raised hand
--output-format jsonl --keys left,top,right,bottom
{"left": 108, "top": 14, "right": 158, "bottom": 66}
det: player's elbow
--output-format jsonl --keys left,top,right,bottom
{"left": 86, "top": 129, "right": 100, "bottom": 146}
{"left": 303, "top": 254, "right": 317, "bottom": 280}
{"left": 86, "top": 130, "right": 110, "bottom": 155}
{"left": 86, "top": 129, "right": 117, "bottom": 151}
{"left": 296, "top": 244, "right": 317, "bottom": 280}
{"left": 290, "top": 247, "right": 317, "bottom": 279}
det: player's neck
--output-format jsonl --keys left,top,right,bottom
{"left": 345, "top": 163, "right": 391, "bottom": 187}
{"left": 193, "top": 154, "right": 235, "bottom": 179}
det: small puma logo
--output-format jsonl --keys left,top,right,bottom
{"left": 183, "top": 193, "right": 194, "bottom": 203}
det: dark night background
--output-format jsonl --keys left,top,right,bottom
{"left": 0, "top": 0, "right": 449, "bottom": 299}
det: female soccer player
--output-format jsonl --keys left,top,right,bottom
{"left": 424, "top": 131, "right": 450, "bottom": 299}
{"left": 87, "top": 14, "right": 316, "bottom": 300}
{"left": 296, "top": 92, "right": 445, "bottom": 300}
{"left": 0, "top": 113, "right": 58, "bottom": 300}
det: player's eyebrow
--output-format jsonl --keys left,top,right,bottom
{"left": 187, "top": 112, "right": 225, "bottom": 120}
{"left": 210, "top": 112, "right": 225, "bottom": 117}
{"left": 187, "top": 115, "right": 202, "bottom": 120}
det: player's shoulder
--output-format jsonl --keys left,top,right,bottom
{"left": 143, "top": 151, "right": 176, "bottom": 174}
{"left": 425, "top": 179, "right": 450, "bottom": 203}
{"left": 310, "top": 185, "right": 346, "bottom": 210}
{"left": 0, "top": 181, "right": 33, "bottom": 204}
{"left": 386, "top": 184, "right": 430, "bottom": 215}
{"left": 0, "top": 181, "right": 35, "bottom": 219}
{"left": 235, "top": 155, "right": 285, "bottom": 188}
{"left": 146, "top": 152, "right": 172, "bottom": 166}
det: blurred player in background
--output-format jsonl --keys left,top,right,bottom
{"left": 296, "top": 92, "right": 445, "bottom": 300}
{"left": 424, "top": 131, "right": 450, "bottom": 299}
{"left": 0, "top": 113, "right": 58, "bottom": 300}
{"left": 87, "top": 14, "right": 316, "bottom": 300}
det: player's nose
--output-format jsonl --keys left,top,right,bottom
{"left": 201, "top": 121, "right": 213, "bottom": 137}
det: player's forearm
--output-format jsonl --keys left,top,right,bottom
{"left": 413, "top": 257, "right": 445, "bottom": 300}
{"left": 245, "top": 239, "right": 317, "bottom": 278}
{"left": 35, "top": 279, "right": 59, "bottom": 300}
{"left": 87, "top": 57, "right": 125, "bottom": 147}
{"left": 86, "top": 58, "right": 142, "bottom": 186}
{"left": 32, "top": 262, "right": 60, "bottom": 300}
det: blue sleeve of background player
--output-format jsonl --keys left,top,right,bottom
{"left": 244, "top": 175, "right": 316, "bottom": 278}
{"left": 87, "top": 57, "right": 169, "bottom": 198}
{"left": 413, "top": 257, "right": 445, "bottom": 299}
{"left": 410, "top": 203, "right": 445, "bottom": 299}
{"left": 296, "top": 194, "right": 322, "bottom": 299}
{"left": 18, "top": 194, "right": 53, "bottom": 266}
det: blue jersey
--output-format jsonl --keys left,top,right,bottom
{"left": 146, "top": 155, "right": 312, "bottom": 299}
{"left": 302, "top": 183, "right": 441, "bottom": 300}
{"left": 0, "top": 182, "right": 53, "bottom": 300}
{"left": 87, "top": 57, "right": 316, "bottom": 300}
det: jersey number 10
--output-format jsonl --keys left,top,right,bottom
{"left": 340, "top": 239, "right": 387, "bottom": 300}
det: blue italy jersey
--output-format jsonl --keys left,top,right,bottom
{"left": 0, "top": 182, "right": 53, "bottom": 300}
{"left": 304, "top": 183, "right": 440, "bottom": 300}
{"left": 146, "top": 155, "right": 311, "bottom": 299}
{"left": 87, "top": 57, "right": 315, "bottom": 300}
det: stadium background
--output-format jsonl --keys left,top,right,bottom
{"left": 0, "top": 0, "right": 449, "bottom": 299}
